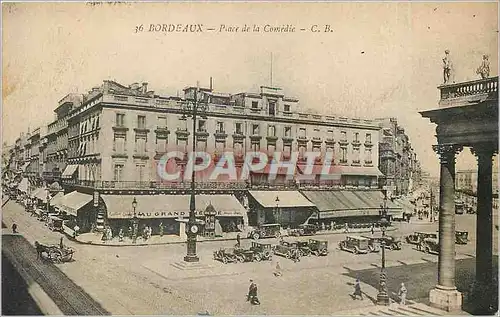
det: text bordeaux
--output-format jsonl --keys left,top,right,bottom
{"left": 148, "top": 24, "right": 204, "bottom": 33}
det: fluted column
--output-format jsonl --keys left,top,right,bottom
{"left": 471, "top": 143, "right": 496, "bottom": 313}
{"left": 429, "top": 143, "right": 463, "bottom": 312}
{"left": 433, "top": 143, "right": 462, "bottom": 288}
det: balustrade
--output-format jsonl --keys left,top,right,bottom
{"left": 440, "top": 76, "right": 498, "bottom": 101}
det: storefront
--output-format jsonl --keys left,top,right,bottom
{"left": 54, "top": 191, "right": 94, "bottom": 233}
{"left": 300, "top": 190, "right": 403, "bottom": 226}
{"left": 247, "top": 190, "right": 317, "bottom": 228}
{"left": 101, "top": 194, "right": 247, "bottom": 236}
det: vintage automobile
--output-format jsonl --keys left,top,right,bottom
{"left": 455, "top": 231, "right": 469, "bottom": 245}
{"left": 248, "top": 224, "right": 281, "bottom": 240}
{"left": 308, "top": 239, "right": 328, "bottom": 256}
{"left": 338, "top": 236, "right": 370, "bottom": 254}
{"left": 421, "top": 237, "right": 440, "bottom": 254}
{"left": 455, "top": 200, "right": 465, "bottom": 214}
{"left": 213, "top": 248, "right": 239, "bottom": 264}
{"left": 273, "top": 241, "right": 301, "bottom": 260}
{"left": 405, "top": 232, "right": 438, "bottom": 246}
{"left": 233, "top": 247, "right": 257, "bottom": 263}
{"left": 288, "top": 224, "right": 318, "bottom": 237}
{"left": 250, "top": 242, "right": 273, "bottom": 261}
{"left": 291, "top": 241, "right": 312, "bottom": 256}
{"left": 381, "top": 236, "right": 403, "bottom": 250}
{"left": 361, "top": 235, "right": 381, "bottom": 253}
{"left": 47, "top": 215, "right": 64, "bottom": 232}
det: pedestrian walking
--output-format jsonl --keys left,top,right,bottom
{"left": 11, "top": 223, "right": 18, "bottom": 233}
{"left": 370, "top": 224, "right": 375, "bottom": 235}
{"left": 59, "top": 237, "right": 64, "bottom": 249}
{"left": 344, "top": 223, "right": 350, "bottom": 233}
{"left": 118, "top": 228, "right": 124, "bottom": 242}
{"left": 236, "top": 233, "right": 241, "bottom": 248}
{"left": 73, "top": 224, "right": 80, "bottom": 238}
{"left": 398, "top": 282, "right": 407, "bottom": 305}
{"left": 352, "top": 279, "right": 363, "bottom": 300}
{"left": 247, "top": 279, "right": 260, "bottom": 305}
{"left": 274, "top": 261, "right": 282, "bottom": 277}
{"left": 101, "top": 228, "right": 108, "bottom": 243}
{"left": 159, "top": 222, "right": 164, "bottom": 237}
{"left": 107, "top": 226, "right": 113, "bottom": 241}
{"left": 128, "top": 226, "right": 133, "bottom": 238}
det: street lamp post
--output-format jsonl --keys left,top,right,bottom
{"left": 182, "top": 83, "right": 208, "bottom": 263}
{"left": 376, "top": 188, "right": 390, "bottom": 306}
{"left": 275, "top": 196, "right": 280, "bottom": 225}
{"left": 46, "top": 190, "right": 50, "bottom": 215}
{"left": 131, "top": 197, "right": 138, "bottom": 244}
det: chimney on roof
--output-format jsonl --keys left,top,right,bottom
{"left": 142, "top": 82, "right": 148, "bottom": 94}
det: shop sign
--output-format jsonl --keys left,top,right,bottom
{"left": 135, "top": 210, "right": 243, "bottom": 218}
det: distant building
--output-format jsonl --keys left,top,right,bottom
{"left": 375, "top": 117, "right": 422, "bottom": 197}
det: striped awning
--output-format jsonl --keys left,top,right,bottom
{"left": 300, "top": 190, "right": 402, "bottom": 219}
{"left": 248, "top": 191, "right": 316, "bottom": 208}
{"left": 61, "top": 165, "right": 79, "bottom": 179}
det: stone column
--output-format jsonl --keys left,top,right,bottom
{"left": 471, "top": 144, "right": 496, "bottom": 314}
{"left": 429, "top": 143, "right": 463, "bottom": 312}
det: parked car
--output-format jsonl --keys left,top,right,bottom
{"left": 234, "top": 247, "right": 257, "bottom": 263}
{"left": 273, "top": 240, "right": 301, "bottom": 260}
{"left": 455, "top": 231, "right": 469, "bottom": 244}
{"left": 47, "top": 215, "right": 64, "bottom": 232}
{"left": 380, "top": 235, "right": 403, "bottom": 250}
{"left": 288, "top": 224, "right": 318, "bottom": 237}
{"left": 308, "top": 239, "right": 328, "bottom": 256}
{"left": 455, "top": 200, "right": 465, "bottom": 214}
{"left": 421, "top": 237, "right": 439, "bottom": 254}
{"left": 361, "top": 235, "right": 381, "bottom": 253}
{"left": 406, "top": 232, "right": 438, "bottom": 246}
{"left": 292, "top": 241, "right": 312, "bottom": 256}
{"left": 338, "top": 236, "right": 370, "bottom": 254}
{"left": 248, "top": 224, "right": 281, "bottom": 240}
{"left": 249, "top": 242, "right": 273, "bottom": 261}
{"left": 213, "top": 248, "right": 239, "bottom": 264}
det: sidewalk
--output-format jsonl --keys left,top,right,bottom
{"left": 70, "top": 226, "right": 397, "bottom": 247}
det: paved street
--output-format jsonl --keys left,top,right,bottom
{"left": 2, "top": 199, "right": 498, "bottom": 315}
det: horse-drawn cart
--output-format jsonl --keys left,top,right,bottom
{"left": 35, "top": 241, "right": 75, "bottom": 263}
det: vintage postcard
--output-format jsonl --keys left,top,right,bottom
{"left": 1, "top": 1, "right": 498, "bottom": 316}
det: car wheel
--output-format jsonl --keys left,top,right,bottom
{"left": 252, "top": 233, "right": 260, "bottom": 240}
{"left": 390, "top": 244, "right": 395, "bottom": 251}
{"left": 222, "top": 257, "right": 228, "bottom": 264}
{"left": 237, "top": 255, "right": 245, "bottom": 263}
{"left": 275, "top": 232, "right": 281, "bottom": 238}
{"left": 425, "top": 246, "right": 430, "bottom": 254}
{"left": 354, "top": 247, "right": 359, "bottom": 255}
{"left": 285, "top": 252, "right": 291, "bottom": 259}
{"left": 254, "top": 254, "right": 262, "bottom": 262}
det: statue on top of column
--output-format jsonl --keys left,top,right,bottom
{"left": 476, "top": 54, "right": 490, "bottom": 79}
{"left": 442, "top": 50, "right": 454, "bottom": 84}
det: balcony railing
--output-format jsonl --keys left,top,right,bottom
{"left": 439, "top": 76, "right": 498, "bottom": 103}
{"left": 62, "top": 179, "right": 250, "bottom": 190}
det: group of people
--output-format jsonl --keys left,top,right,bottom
{"left": 352, "top": 279, "right": 408, "bottom": 305}
{"left": 100, "top": 222, "right": 168, "bottom": 243}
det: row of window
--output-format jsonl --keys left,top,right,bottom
{"left": 115, "top": 113, "right": 372, "bottom": 142}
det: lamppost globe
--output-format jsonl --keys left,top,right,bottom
{"left": 132, "top": 197, "right": 138, "bottom": 211}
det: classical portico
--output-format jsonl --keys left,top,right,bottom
{"left": 421, "top": 76, "right": 498, "bottom": 314}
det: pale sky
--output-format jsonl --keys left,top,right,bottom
{"left": 2, "top": 2, "right": 498, "bottom": 177}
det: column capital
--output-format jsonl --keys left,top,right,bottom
{"left": 432, "top": 144, "right": 463, "bottom": 164}
{"left": 470, "top": 143, "right": 497, "bottom": 159}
